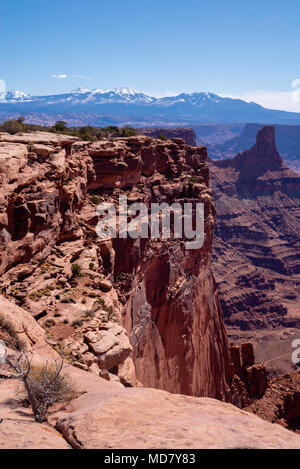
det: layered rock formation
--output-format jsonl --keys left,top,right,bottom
{"left": 209, "top": 126, "right": 300, "bottom": 332}
{"left": 0, "top": 131, "right": 231, "bottom": 399}
{"left": 138, "top": 127, "right": 197, "bottom": 146}
{"left": 207, "top": 123, "right": 300, "bottom": 173}
{"left": 245, "top": 371, "right": 300, "bottom": 432}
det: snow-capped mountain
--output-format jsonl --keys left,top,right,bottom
{"left": 0, "top": 89, "right": 33, "bottom": 102}
{"left": 1, "top": 87, "right": 300, "bottom": 125}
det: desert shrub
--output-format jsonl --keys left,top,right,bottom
{"left": 28, "top": 288, "right": 52, "bottom": 302}
{"left": 72, "top": 263, "right": 82, "bottom": 278}
{"left": 0, "top": 354, "right": 79, "bottom": 422}
{"left": 44, "top": 319, "right": 56, "bottom": 328}
{"left": 97, "top": 298, "right": 118, "bottom": 322}
{"left": 0, "top": 316, "right": 16, "bottom": 335}
{"left": 89, "top": 195, "right": 103, "bottom": 205}
{"left": 157, "top": 133, "right": 168, "bottom": 141}
{"left": 85, "top": 309, "right": 96, "bottom": 320}
{"left": 61, "top": 297, "right": 76, "bottom": 304}
{"left": 119, "top": 126, "right": 138, "bottom": 137}
{"left": 88, "top": 291, "right": 97, "bottom": 298}
{"left": 25, "top": 360, "right": 79, "bottom": 422}
{"left": 52, "top": 121, "right": 68, "bottom": 132}
{"left": 71, "top": 320, "right": 83, "bottom": 328}
{"left": 188, "top": 175, "right": 199, "bottom": 184}
{"left": 0, "top": 119, "right": 24, "bottom": 134}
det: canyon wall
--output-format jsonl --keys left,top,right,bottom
{"left": 138, "top": 127, "right": 197, "bottom": 146}
{"left": 0, "top": 132, "right": 231, "bottom": 400}
{"left": 209, "top": 126, "right": 300, "bottom": 330}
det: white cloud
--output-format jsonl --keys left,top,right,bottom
{"left": 291, "top": 78, "right": 300, "bottom": 89}
{"left": 219, "top": 90, "right": 300, "bottom": 113}
{"left": 52, "top": 74, "right": 67, "bottom": 79}
{"left": 72, "top": 74, "right": 91, "bottom": 80}
{"left": 0, "top": 79, "right": 6, "bottom": 93}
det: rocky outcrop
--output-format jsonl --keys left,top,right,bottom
{"left": 1, "top": 353, "right": 299, "bottom": 449}
{"left": 0, "top": 131, "right": 231, "bottom": 399}
{"left": 55, "top": 376, "right": 300, "bottom": 449}
{"left": 209, "top": 126, "right": 300, "bottom": 332}
{"left": 207, "top": 123, "right": 300, "bottom": 173}
{"left": 245, "top": 372, "right": 300, "bottom": 431}
{"left": 230, "top": 342, "right": 267, "bottom": 408}
{"left": 138, "top": 127, "right": 197, "bottom": 146}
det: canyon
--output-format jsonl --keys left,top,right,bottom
{"left": 0, "top": 130, "right": 231, "bottom": 399}
{"left": 207, "top": 123, "right": 300, "bottom": 173}
{"left": 209, "top": 126, "right": 300, "bottom": 375}
{"left": 0, "top": 127, "right": 299, "bottom": 448}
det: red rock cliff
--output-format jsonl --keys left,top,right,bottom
{"left": 0, "top": 132, "right": 231, "bottom": 400}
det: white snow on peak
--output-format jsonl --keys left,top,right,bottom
{"left": 72, "top": 86, "right": 92, "bottom": 94}
{"left": 0, "top": 89, "right": 33, "bottom": 102}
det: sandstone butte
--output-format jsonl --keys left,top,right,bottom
{"left": 0, "top": 129, "right": 299, "bottom": 449}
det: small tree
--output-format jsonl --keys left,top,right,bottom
{"left": 53, "top": 121, "right": 68, "bottom": 132}
{"left": 0, "top": 119, "right": 24, "bottom": 134}
{"left": 0, "top": 350, "right": 78, "bottom": 422}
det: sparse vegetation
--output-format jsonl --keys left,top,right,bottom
{"left": 61, "top": 297, "right": 76, "bottom": 304}
{"left": 44, "top": 319, "right": 56, "bottom": 328}
{"left": 71, "top": 319, "right": 84, "bottom": 328}
{"left": 72, "top": 263, "right": 83, "bottom": 278}
{"left": 0, "top": 315, "right": 16, "bottom": 336}
{"left": 28, "top": 288, "right": 52, "bottom": 302}
{"left": 97, "top": 298, "right": 118, "bottom": 322}
{"left": 157, "top": 133, "right": 168, "bottom": 141}
{"left": 0, "top": 118, "right": 139, "bottom": 141}
{"left": 188, "top": 175, "right": 200, "bottom": 184}
{"left": 0, "top": 353, "right": 79, "bottom": 422}
{"left": 40, "top": 263, "right": 52, "bottom": 273}
{"left": 85, "top": 309, "right": 96, "bottom": 320}
{"left": 89, "top": 195, "right": 103, "bottom": 206}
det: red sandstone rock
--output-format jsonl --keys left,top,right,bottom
{"left": 241, "top": 342, "right": 255, "bottom": 367}
{"left": 0, "top": 131, "right": 230, "bottom": 399}
{"left": 209, "top": 126, "right": 300, "bottom": 331}
{"left": 138, "top": 127, "right": 197, "bottom": 146}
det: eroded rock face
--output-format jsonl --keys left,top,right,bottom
{"left": 229, "top": 342, "right": 267, "bottom": 408}
{"left": 138, "top": 127, "right": 197, "bottom": 146}
{"left": 209, "top": 126, "right": 300, "bottom": 330}
{"left": 245, "top": 372, "right": 300, "bottom": 432}
{"left": 0, "top": 131, "right": 231, "bottom": 399}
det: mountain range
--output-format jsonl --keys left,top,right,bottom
{"left": 2, "top": 87, "right": 300, "bottom": 125}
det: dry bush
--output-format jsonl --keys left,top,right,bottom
{"left": 0, "top": 352, "right": 79, "bottom": 422}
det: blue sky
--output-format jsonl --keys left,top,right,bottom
{"left": 1, "top": 0, "right": 300, "bottom": 110}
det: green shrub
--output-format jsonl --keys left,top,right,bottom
{"left": 61, "top": 297, "right": 76, "bottom": 304}
{"left": 89, "top": 195, "right": 103, "bottom": 206}
{"left": 188, "top": 175, "right": 199, "bottom": 184}
{"left": 44, "top": 319, "right": 56, "bottom": 328}
{"left": 72, "top": 263, "right": 82, "bottom": 278}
